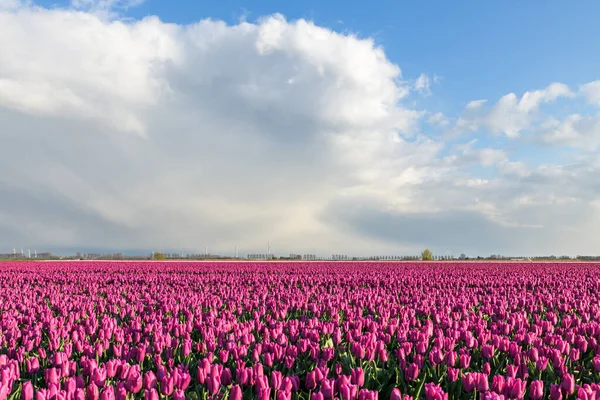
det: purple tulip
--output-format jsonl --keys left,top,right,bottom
{"left": 492, "top": 375, "right": 505, "bottom": 394}
{"left": 144, "top": 389, "right": 159, "bottom": 400}
{"left": 390, "top": 388, "right": 402, "bottom": 400}
{"left": 22, "top": 381, "right": 34, "bottom": 400}
{"left": 593, "top": 356, "right": 600, "bottom": 372}
{"left": 311, "top": 392, "right": 325, "bottom": 400}
{"left": 447, "top": 367, "right": 459, "bottom": 383}
{"left": 306, "top": 371, "right": 317, "bottom": 390}
{"left": 462, "top": 373, "right": 475, "bottom": 393}
{"left": 459, "top": 354, "right": 471, "bottom": 369}
{"left": 561, "top": 373, "right": 575, "bottom": 395}
{"left": 482, "top": 345, "right": 495, "bottom": 359}
{"left": 271, "top": 371, "right": 283, "bottom": 391}
{"left": 351, "top": 368, "right": 365, "bottom": 387}
{"left": 257, "top": 388, "right": 271, "bottom": 400}
{"left": 86, "top": 383, "right": 100, "bottom": 400}
{"left": 424, "top": 383, "right": 447, "bottom": 400}
{"left": 405, "top": 363, "right": 419, "bottom": 382}
{"left": 229, "top": 385, "right": 243, "bottom": 400}
{"left": 530, "top": 380, "right": 544, "bottom": 400}
{"left": 550, "top": 384, "right": 563, "bottom": 400}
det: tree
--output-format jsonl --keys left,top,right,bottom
{"left": 153, "top": 252, "right": 166, "bottom": 260}
{"left": 421, "top": 249, "right": 433, "bottom": 261}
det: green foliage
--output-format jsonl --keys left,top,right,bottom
{"left": 153, "top": 252, "right": 166, "bottom": 260}
{"left": 421, "top": 249, "right": 433, "bottom": 261}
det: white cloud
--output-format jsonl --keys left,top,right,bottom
{"left": 537, "top": 114, "right": 600, "bottom": 149}
{"left": 0, "top": 5, "right": 444, "bottom": 254}
{"left": 500, "top": 161, "right": 530, "bottom": 177}
{"left": 518, "top": 82, "right": 574, "bottom": 112}
{"left": 453, "top": 83, "right": 574, "bottom": 138}
{"left": 581, "top": 80, "right": 600, "bottom": 107}
{"left": 466, "top": 99, "right": 487, "bottom": 110}
{"left": 427, "top": 112, "right": 449, "bottom": 128}
{"left": 443, "top": 139, "right": 507, "bottom": 167}
{"left": 414, "top": 73, "right": 431, "bottom": 95}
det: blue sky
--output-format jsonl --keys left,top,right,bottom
{"left": 1, "top": 0, "right": 600, "bottom": 256}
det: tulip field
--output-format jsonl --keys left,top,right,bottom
{"left": 1, "top": 262, "right": 600, "bottom": 400}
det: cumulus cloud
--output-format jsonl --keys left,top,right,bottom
{"left": 1, "top": 3, "right": 600, "bottom": 256}
{"left": 579, "top": 80, "right": 600, "bottom": 107}
{"left": 426, "top": 112, "right": 449, "bottom": 128}
{"left": 414, "top": 73, "right": 431, "bottom": 95}
{"left": 537, "top": 114, "right": 600, "bottom": 149}
{"left": 453, "top": 83, "right": 574, "bottom": 138}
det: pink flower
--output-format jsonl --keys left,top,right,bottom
{"left": 462, "top": 373, "right": 475, "bottom": 393}
{"left": 482, "top": 345, "right": 495, "bottom": 359}
{"left": 143, "top": 389, "right": 158, "bottom": 400}
{"left": 424, "top": 383, "right": 447, "bottom": 400}
{"left": 530, "top": 380, "right": 544, "bottom": 400}
{"left": 447, "top": 368, "right": 459, "bottom": 383}
{"left": 593, "top": 356, "right": 600, "bottom": 372}
{"left": 561, "top": 373, "right": 575, "bottom": 395}
{"left": 390, "top": 388, "right": 402, "bottom": 400}
{"left": 229, "top": 385, "right": 243, "bottom": 400}
{"left": 305, "top": 371, "right": 317, "bottom": 390}
{"left": 535, "top": 357, "right": 548, "bottom": 371}
{"left": 405, "top": 363, "right": 419, "bottom": 382}
{"left": 550, "top": 384, "right": 563, "bottom": 400}
{"left": 257, "top": 388, "right": 271, "bottom": 400}
{"left": 22, "top": 381, "right": 34, "bottom": 400}
{"left": 271, "top": 371, "right": 282, "bottom": 391}
{"left": 86, "top": 383, "right": 100, "bottom": 400}
{"left": 459, "top": 354, "right": 471, "bottom": 369}
{"left": 99, "top": 386, "right": 115, "bottom": 400}
{"left": 351, "top": 368, "right": 365, "bottom": 387}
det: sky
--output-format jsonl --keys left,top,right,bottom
{"left": 1, "top": 0, "right": 600, "bottom": 257}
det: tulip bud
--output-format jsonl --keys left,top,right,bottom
{"left": 459, "top": 354, "right": 471, "bottom": 369}
{"left": 36, "top": 389, "right": 48, "bottom": 400}
{"left": 229, "top": 385, "right": 243, "bottom": 400}
{"left": 482, "top": 345, "right": 495, "bottom": 359}
{"left": 115, "top": 385, "right": 127, "bottom": 400}
{"left": 257, "top": 388, "right": 271, "bottom": 400}
{"left": 550, "top": 384, "right": 563, "bottom": 400}
{"left": 593, "top": 356, "right": 600, "bottom": 372}
{"left": 351, "top": 368, "right": 365, "bottom": 387}
{"left": 462, "top": 373, "right": 475, "bottom": 393}
{"left": 22, "top": 381, "right": 34, "bottom": 400}
{"left": 86, "top": 383, "right": 100, "bottom": 400}
{"left": 305, "top": 371, "right": 317, "bottom": 390}
{"left": 561, "top": 373, "right": 575, "bottom": 395}
{"left": 447, "top": 367, "right": 459, "bottom": 383}
{"left": 271, "top": 371, "right": 282, "bottom": 391}
{"left": 483, "top": 363, "right": 491, "bottom": 376}
{"left": 530, "top": 380, "right": 544, "bottom": 400}
{"left": 491, "top": 375, "right": 505, "bottom": 394}
{"left": 405, "top": 363, "right": 419, "bottom": 381}
{"left": 99, "top": 386, "right": 115, "bottom": 400}
{"left": 160, "top": 375, "right": 174, "bottom": 396}
{"left": 144, "top": 389, "right": 159, "bottom": 400}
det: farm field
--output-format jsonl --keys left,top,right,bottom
{"left": 1, "top": 262, "right": 600, "bottom": 400}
